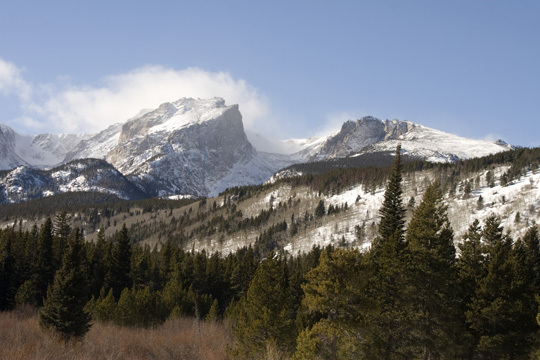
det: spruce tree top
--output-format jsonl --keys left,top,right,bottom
{"left": 377, "top": 144, "right": 406, "bottom": 242}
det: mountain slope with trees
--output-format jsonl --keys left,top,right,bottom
{"left": 1, "top": 146, "right": 540, "bottom": 359}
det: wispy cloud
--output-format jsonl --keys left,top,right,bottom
{"left": 0, "top": 59, "right": 271, "bottom": 135}
{"left": 0, "top": 58, "right": 31, "bottom": 100}
{"left": 481, "top": 133, "right": 504, "bottom": 142}
{"left": 312, "top": 111, "right": 356, "bottom": 138}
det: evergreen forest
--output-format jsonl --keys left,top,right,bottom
{"left": 1, "top": 147, "right": 540, "bottom": 359}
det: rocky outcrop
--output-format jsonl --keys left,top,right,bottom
{"left": 312, "top": 116, "right": 403, "bottom": 160}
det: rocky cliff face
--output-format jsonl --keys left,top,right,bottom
{"left": 105, "top": 98, "right": 272, "bottom": 196}
{"left": 313, "top": 117, "right": 388, "bottom": 159}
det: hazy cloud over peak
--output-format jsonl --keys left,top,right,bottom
{"left": 0, "top": 60, "right": 271, "bottom": 135}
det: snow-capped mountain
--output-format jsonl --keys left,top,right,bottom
{"left": 0, "top": 98, "right": 513, "bottom": 203}
{"left": 347, "top": 118, "right": 512, "bottom": 163}
{"left": 69, "top": 98, "right": 276, "bottom": 197}
{"left": 0, "top": 159, "right": 145, "bottom": 204}
{"left": 0, "top": 124, "right": 90, "bottom": 170}
{"left": 250, "top": 116, "right": 512, "bottom": 164}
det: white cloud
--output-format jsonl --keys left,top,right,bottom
{"left": 481, "top": 133, "right": 504, "bottom": 142}
{"left": 1, "top": 60, "right": 271, "bottom": 135}
{"left": 0, "top": 58, "right": 31, "bottom": 100}
{"left": 313, "top": 111, "right": 356, "bottom": 137}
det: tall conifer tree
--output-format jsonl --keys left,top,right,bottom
{"left": 0, "top": 232, "right": 16, "bottom": 310}
{"left": 34, "top": 218, "right": 55, "bottom": 306}
{"left": 405, "top": 181, "right": 457, "bottom": 358}
{"left": 232, "top": 254, "right": 294, "bottom": 358}
{"left": 456, "top": 219, "right": 485, "bottom": 357}
{"left": 523, "top": 226, "right": 540, "bottom": 292}
{"left": 364, "top": 144, "right": 413, "bottom": 359}
{"left": 87, "top": 227, "right": 108, "bottom": 297}
{"left": 376, "top": 144, "right": 406, "bottom": 243}
{"left": 53, "top": 211, "right": 72, "bottom": 270}
{"left": 39, "top": 228, "right": 91, "bottom": 340}
{"left": 295, "top": 248, "right": 367, "bottom": 359}
{"left": 106, "top": 224, "right": 132, "bottom": 299}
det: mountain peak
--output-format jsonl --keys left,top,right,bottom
{"left": 118, "top": 97, "right": 235, "bottom": 143}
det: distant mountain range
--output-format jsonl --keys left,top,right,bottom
{"left": 0, "top": 97, "right": 512, "bottom": 204}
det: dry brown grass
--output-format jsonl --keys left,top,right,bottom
{"left": 0, "top": 306, "right": 233, "bottom": 360}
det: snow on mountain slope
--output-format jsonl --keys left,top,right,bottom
{"left": 0, "top": 159, "right": 146, "bottom": 204}
{"left": 312, "top": 117, "right": 512, "bottom": 162}
{"left": 358, "top": 121, "right": 512, "bottom": 162}
{"left": 189, "top": 164, "right": 540, "bottom": 255}
{"left": 0, "top": 124, "right": 90, "bottom": 170}
{"left": 0, "top": 166, "right": 49, "bottom": 203}
{"left": 251, "top": 116, "right": 511, "bottom": 169}
{"left": 64, "top": 123, "right": 123, "bottom": 162}
{"left": 285, "top": 168, "right": 539, "bottom": 254}
{"left": 204, "top": 154, "right": 276, "bottom": 196}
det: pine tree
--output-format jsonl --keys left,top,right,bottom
{"left": 132, "top": 286, "right": 167, "bottom": 328}
{"left": 206, "top": 298, "right": 220, "bottom": 322}
{"left": 18, "top": 225, "right": 39, "bottom": 289}
{"left": 115, "top": 287, "right": 136, "bottom": 326}
{"left": 53, "top": 211, "right": 72, "bottom": 270}
{"left": 363, "top": 144, "right": 412, "bottom": 359}
{"left": 314, "top": 200, "right": 326, "bottom": 218}
{"left": 376, "top": 144, "right": 405, "bottom": 243}
{"left": 159, "top": 240, "right": 176, "bottom": 282}
{"left": 94, "top": 287, "right": 116, "bottom": 323}
{"left": 405, "top": 181, "right": 457, "bottom": 358}
{"left": 232, "top": 254, "right": 294, "bottom": 358}
{"left": 523, "top": 226, "right": 540, "bottom": 292}
{"left": 131, "top": 245, "right": 152, "bottom": 288}
{"left": 33, "top": 218, "right": 56, "bottom": 306}
{"left": 162, "top": 278, "right": 189, "bottom": 317}
{"left": 39, "top": 228, "right": 92, "bottom": 341}
{"left": 456, "top": 219, "right": 485, "bottom": 357}
{"left": 230, "top": 246, "right": 258, "bottom": 300}
{"left": 506, "top": 239, "right": 539, "bottom": 358}
{"left": 106, "top": 224, "right": 132, "bottom": 298}
{"left": 192, "top": 250, "right": 208, "bottom": 294}
{"left": 87, "top": 227, "right": 109, "bottom": 297}
{"left": 0, "top": 231, "right": 16, "bottom": 310}
{"left": 206, "top": 252, "right": 227, "bottom": 308}
{"left": 466, "top": 215, "right": 535, "bottom": 358}
{"left": 294, "top": 248, "right": 367, "bottom": 359}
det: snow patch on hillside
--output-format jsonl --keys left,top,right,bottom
{"left": 194, "top": 164, "right": 540, "bottom": 256}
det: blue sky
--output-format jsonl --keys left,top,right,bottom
{"left": 0, "top": 0, "right": 539, "bottom": 146}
